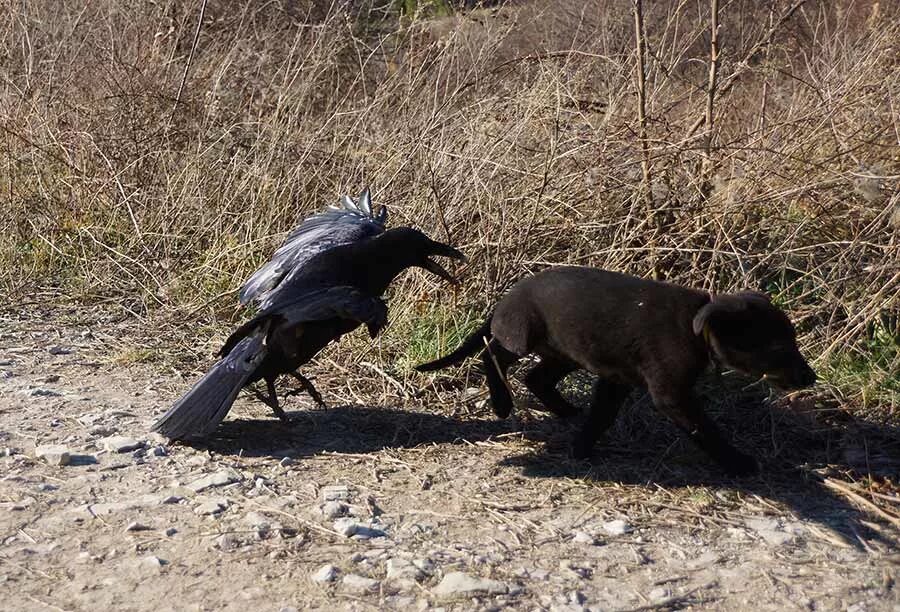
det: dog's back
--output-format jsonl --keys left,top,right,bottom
{"left": 492, "top": 267, "right": 710, "bottom": 384}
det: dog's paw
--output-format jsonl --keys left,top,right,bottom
{"left": 721, "top": 452, "right": 759, "bottom": 477}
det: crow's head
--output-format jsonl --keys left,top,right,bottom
{"left": 376, "top": 227, "right": 466, "bottom": 284}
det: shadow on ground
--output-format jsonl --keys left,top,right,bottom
{"left": 186, "top": 383, "right": 899, "bottom": 550}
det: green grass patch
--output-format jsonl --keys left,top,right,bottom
{"left": 821, "top": 317, "right": 899, "bottom": 410}
{"left": 394, "top": 304, "right": 484, "bottom": 372}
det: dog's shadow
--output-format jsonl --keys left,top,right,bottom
{"left": 192, "top": 388, "right": 899, "bottom": 550}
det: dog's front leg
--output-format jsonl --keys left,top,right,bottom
{"left": 648, "top": 385, "right": 758, "bottom": 476}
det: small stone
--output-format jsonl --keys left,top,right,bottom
{"left": 321, "top": 501, "right": 348, "bottom": 519}
{"left": 342, "top": 573, "right": 379, "bottom": 593}
{"left": 30, "top": 388, "right": 61, "bottom": 397}
{"left": 101, "top": 436, "right": 144, "bottom": 453}
{"left": 159, "top": 495, "right": 183, "bottom": 505}
{"left": 194, "top": 499, "right": 228, "bottom": 515}
{"left": 746, "top": 518, "right": 794, "bottom": 546}
{"left": 187, "top": 468, "right": 243, "bottom": 492}
{"left": 602, "top": 519, "right": 632, "bottom": 536}
{"left": 385, "top": 557, "right": 424, "bottom": 582}
{"left": 432, "top": 572, "right": 508, "bottom": 598}
{"left": 150, "top": 445, "right": 168, "bottom": 457}
{"left": 311, "top": 564, "right": 338, "bottom": 583}
{"left": 279, "top": 457, "right": 293, "bottom": 467}
{"left": 648, "top": 587, "right": 669, "bottom": 602}
{"left": 141, "top": 555, "right": 167, "bottom": 570}
{"left": 333, "top": 518, "right": 386, "bottom": 539}
{"left": 125, "top": 522, "right": 151, "bottom": 532}
{"left": 165, "top": 528, "right": 178, "bottom": 537}
{"left": 243, "top": 512, "right": 271, "bottom": 532}
{"left": 0, "top": 447, "right": 15, "bottom": 457}
{"left": 35, "top": 445, "right": 71, "bottom": 466}
{"left": 279, "top": 607, "right": 299, "bottom": 612}
{"left": 322, "top": 484, "right": 351, "bottom": 502}
{"left": 568, "top": 590, "right": 586, "bottom": 605}
{"left": 215, "top": 533, "right": 241, "bottom": 551}
{"left": 572, "top": 531, "right": 595, "bottom": 544}
{"left": 48, "top": 346, "right": 73, "bottom": 355}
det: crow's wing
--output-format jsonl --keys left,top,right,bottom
{"left": 221, "top": 285, "right": 388, "bottom": 357}
{"left": 239, "top": 188, "right": 387, "bottom": 308}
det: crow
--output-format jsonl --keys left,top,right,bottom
{"left": 416, "top": 266, "right": 816, "bottom": 476}
{"left": 152, "top": 188, "right": 465, "bottom": 441}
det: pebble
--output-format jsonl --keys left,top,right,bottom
{"left": 48, "top": 346, "right": 73, "bottom": 355}
{"left": 194, "top": 499, "right": 228, "bottom": 515}
{"left": 322, "top": 484, "right": 351, "bottom": 502}
{"left": 187, "top": 468, "right": 243, "bottom": 492}
{"left": 342, "top": 573, "right": 380, "bottom": 593}
{"left": 243, "top": 511, "right": 271, "bottom": 533}
{"left": 35, "top": 445, "right": 71, "bottom": 466}
{"left": 215, "top": 533, "right": 242, "bottom": 551}
{"left": 745, "top": 517, "right": 794, "bottom": 546}
{"left": 141, "top": 556, "right": 167, "bottom": 571}
{"left": 125, "top": 522, "right": 151, "bottom": 532}
{"left": 321, "top": 501, "right": 348, "bottom": 519}
{"left": 572, "top": 531, "right": 595, "bottom": 544}
{"left": 432, "top": 571, "right": 508, "bottom": 598}
{"left": 159, "top": 495, "right": 183, "bottom": 505}
{"left": 333, "top": 518, "right": 386, "bottom": 539}
{"left": 29, "top": 388, "right": 61, "bottom": 397}
{"left": 101, "top": 436, "right": 144, "bottom": 453}
{"left": 648, "top": 587, "right": 669, "bottom": 602}
{"left": 165, "top": 528, "right": 178, "bottom": 537}
{"left": 386, "top": 557, "right": 424, "bottom": 582}
{"left": 602, "top": 519, "right": 632, "bottom": 536}
{"left": 311, "top": 564, "right": 338, "bottom": 583}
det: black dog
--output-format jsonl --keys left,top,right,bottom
{"left": 417, "top": 266, "right": 816, "bottom": 476}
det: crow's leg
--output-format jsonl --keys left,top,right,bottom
{"left": 289, "top": 371, "right": 326, "bottom": 408}
{"left": 252, "top": 377, "right": 292, "bottom": 423}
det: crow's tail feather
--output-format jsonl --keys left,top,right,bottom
{"left": 415, "top": 315, "right": 492, "bottom": 372}
{"left": 151, "top": 332, "right": 267, "bottom": 440}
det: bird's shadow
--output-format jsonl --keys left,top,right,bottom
{"left": 189, "top": 387, "right": 899, "bottom": 550}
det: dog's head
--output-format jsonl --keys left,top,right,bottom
{"left": 693, "top": 292, "right": 816, "bottom": 389}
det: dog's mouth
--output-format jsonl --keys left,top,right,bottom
{"left": 763, "top": 367, "right": 816, "bottom": 390}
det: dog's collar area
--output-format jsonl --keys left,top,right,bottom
{"left": 700, "top": 319, "right": 722, "bottom": 381}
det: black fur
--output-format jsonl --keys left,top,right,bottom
{"left": 417, "top": 266, "right": 816, "bottom": 476}
{"left": 153, "top": 228, "right": 464, "bottom": 441}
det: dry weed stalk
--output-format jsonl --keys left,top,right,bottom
{"left": 0, "top": 0, "right": 896, "bottom": 414}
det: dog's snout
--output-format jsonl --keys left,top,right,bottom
{"left": 799, "top": 363, "right": 817, "bottom": 387}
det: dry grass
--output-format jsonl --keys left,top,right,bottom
{"left": 1, "top": 0, "right": 897, "bottom": 414}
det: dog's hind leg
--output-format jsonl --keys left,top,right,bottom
{"left": 572, "top": 380, "right": 630, "bottom": 458}
{"left": 482, "top": 339, "right": 520, "bottom": 419}
{"left": 523, "top": 358, "right": 579, "bottom": 418}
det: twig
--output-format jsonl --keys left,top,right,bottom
{"left": 702, "top": 0, "right": 720, "bottom": 181}
{"left": 822, "top": 477, "right": 900, "bottom": 529}
{"left": 631, "top": 0, "right": 653, "bottom": 212}
{"left": 169, "top": 0, "right": 209, "bottom": 125}
{"left": 686, "top": 0, "right": 809, "bottom": 139}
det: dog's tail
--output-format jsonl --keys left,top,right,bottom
{"left": 415, "top": 315, "right": 493, "bottom": 372}
{"left": 151, "top": 331, "right": 267, "bottom": 441}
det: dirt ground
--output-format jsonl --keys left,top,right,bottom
{"left": 1, "top": 310, "right": 898, "bottom": 612}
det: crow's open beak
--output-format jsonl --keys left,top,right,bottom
{"left": 422, "top": 242, "right": 466, "bottom": 284}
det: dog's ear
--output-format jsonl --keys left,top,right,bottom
{"left": 692, "top": 291, "right": 770, "bottom": 335}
